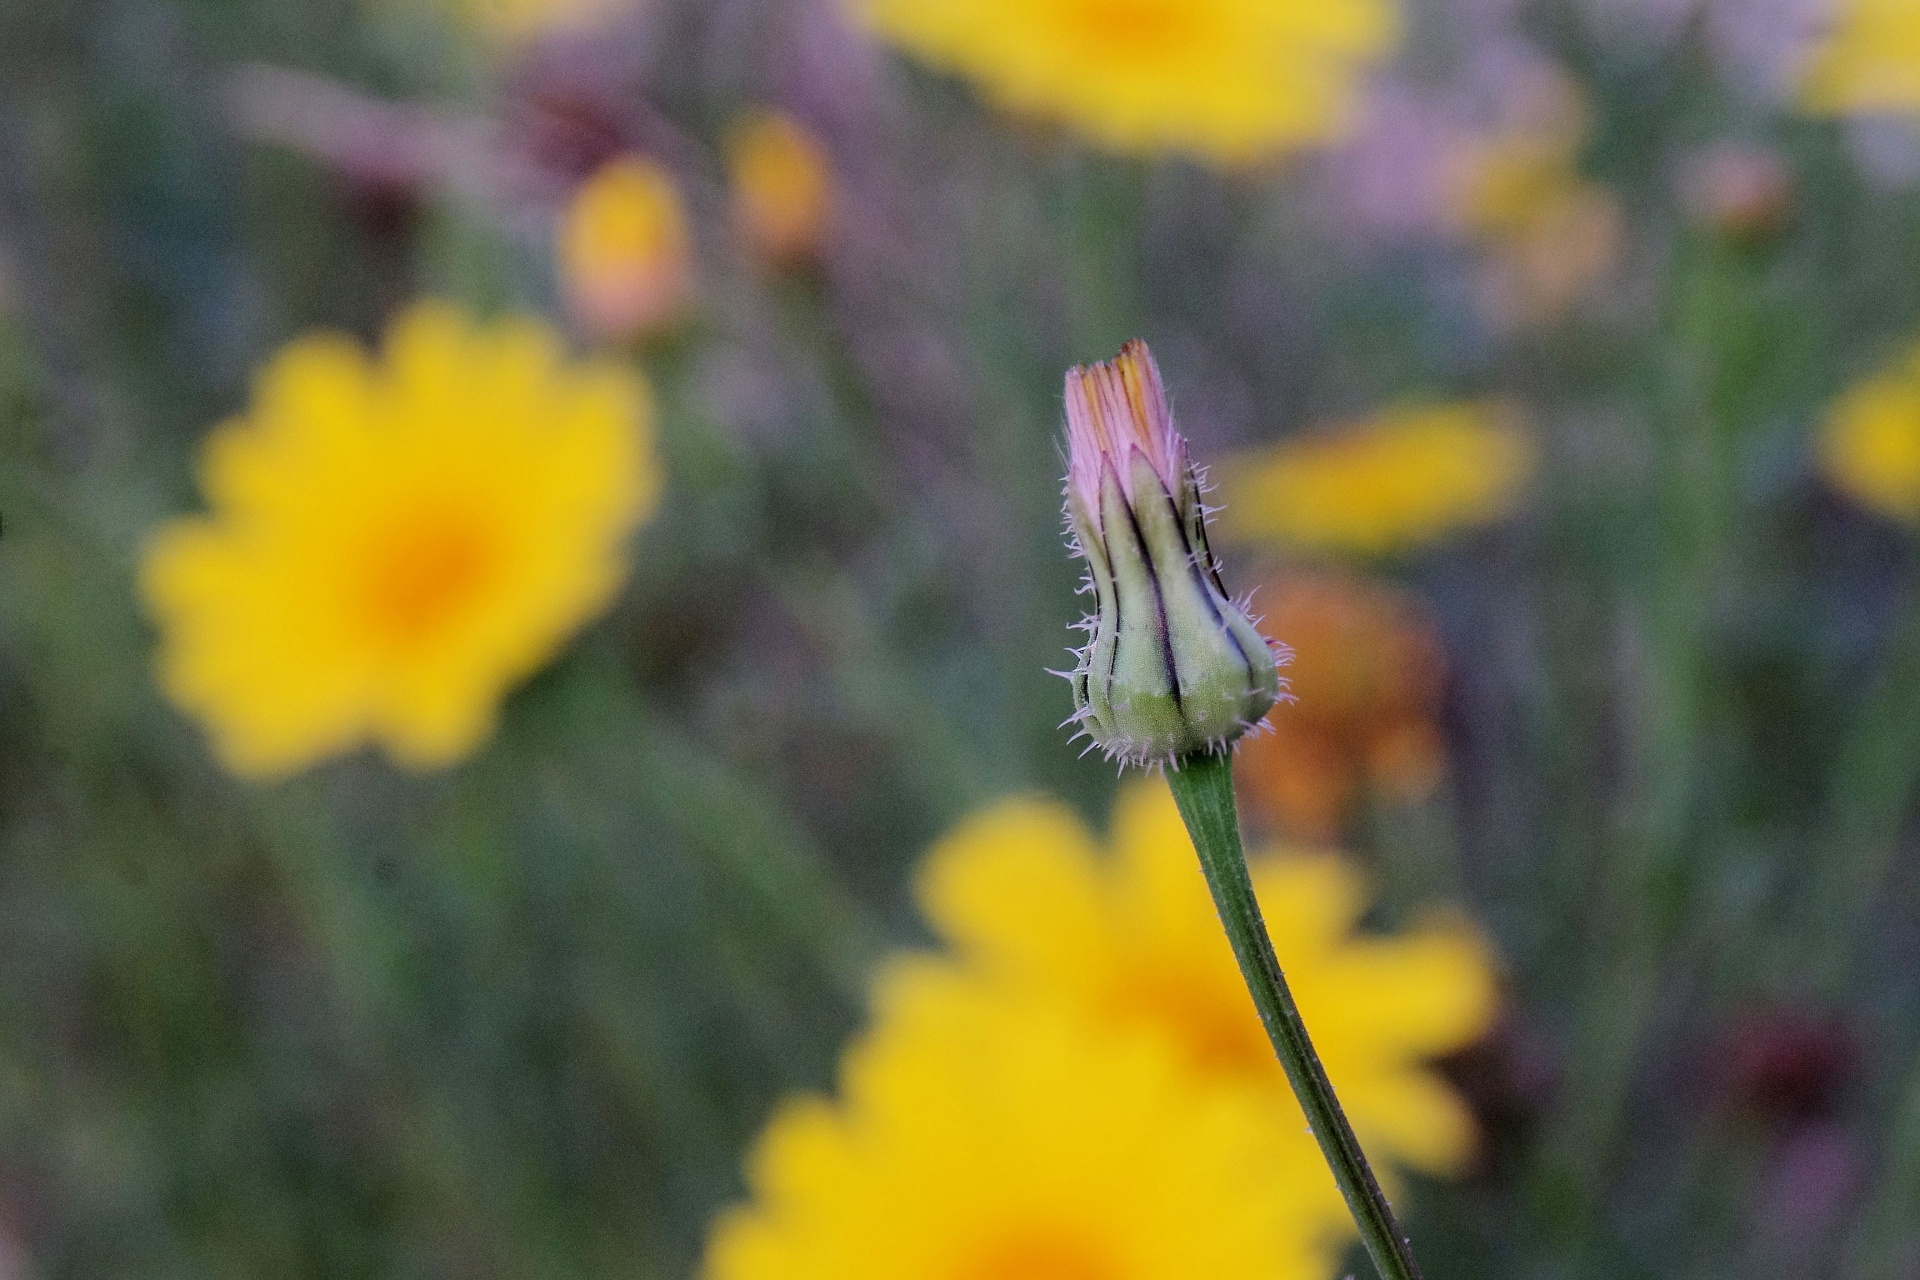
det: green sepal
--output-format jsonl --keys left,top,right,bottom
{"left": 1071, "top": 453, "right": 1278, "bottom": 764}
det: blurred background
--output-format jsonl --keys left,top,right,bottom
{"left": 6, "top": 0, "right": 1920, "bottom": 1275}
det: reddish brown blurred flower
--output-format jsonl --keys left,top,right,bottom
{"left": 1718, "top": 1009, "right": 1858, "bottom": 1125}
{"left": 1234, "top": 571, "right": 1446, "bottom": 843}
{"left": 1679, "top": 143, "right": 1795, "bottom": 243}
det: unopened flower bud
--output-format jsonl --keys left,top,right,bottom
{"left": 1062, "top": 340, "right": 1284, "bottom": 766}
{"left": 727, "top": 110, "right": 834, "bottom": 270}
{"left": 558, "top": 155, "right": 695, "bottom": 344}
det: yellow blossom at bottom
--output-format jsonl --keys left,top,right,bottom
{"left": 1216, "top": 402, "right": 1534, "bottom": 558}
{"left": 705, "top": 961, "right": 1344, "bottom": 1280}
{"left": 918, "top": 782, "right": 1497, "bottom": 1178}
{"left": 1819, "top": 339, "right": 1920, "bottom": 525}
{"left": 141, "top": 302, "right": 657, "bottom": 777}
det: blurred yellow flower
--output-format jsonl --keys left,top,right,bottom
{"left": 846, "top": 0, "right": 1399, "bottom": 165}
{"left": 1439, "top": 79, "right": 1624, "bottom": 327}
{"left": 141, "top": 303, "right": 657, "bottom": 777}
{"left": 1217, "top": 402, "right": 1535, "bottom": 557}
{"left": 919, "top": 782, "right": 1497, "bottom": 1178}
{"left": 1477, "top": 185, "right": 1624, "bottom": 328}
{"left": 1800, "top": 0, "right": 1920, "bottom": 116}
{"left": 1819, "top": 341, "right": 1920, "bottom": 524}
{"left": 558, "top": 156, "right": 695, "bottom": 344}
{"left": 1446, "top": 135, "right": 1579, "bottom": 241}
{"left": 706, "top": 960, "right": 1343, "bottom": 1280}
{"left": 1439, "top": 73, "right": 1590, "bottom": 241}
{"left": 727, "top": 111, "right": 835, "bottom": 269}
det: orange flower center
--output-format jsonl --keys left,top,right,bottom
{"left": 1114, "top": 965, "right": 1274, "bottom": 1084}
{"left": 958, "top": 1230, "right": 1118, "bottom": 1280}
{"left": 359, "top": 509, "right": 497, "bottom": 648}
{"left": 1051, "top": 0, "right": 1203, "bottom": 60}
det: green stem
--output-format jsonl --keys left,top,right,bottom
{"left": 1164, "top": 749, "right": 1426, "bottom": 1280}
{"left": 1847, "top": 1045, "right": 1920, "bottom": 1279}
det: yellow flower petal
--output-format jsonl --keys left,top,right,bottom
{"left": 1217, "top": 401, "right": 1534, "bottom": 557}
{"left": 846, "top": 0, "right": 1399, "bottom": 166}
{"left": 706, "top": 960, "right": 1344, "bottom": 1280}
{"left": 1819, "top": 341, "right": 1920, "bottom": 525}
{"left": 1322, "top": 1066, "right": 1479, "bottom": 1174}
{"left": 1800, "top": 0, "right": 1920, "bottom": 116}
{"left": 140, "top": 302, "right": 659, "bottom": 778}
{"left": 917, "top": 795, "right": 1112, "bottom": 988}
{"left": 912, "top": 780, "right": 1500, "bottom": 1181}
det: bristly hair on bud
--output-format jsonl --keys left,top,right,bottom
{"left": 1060, "top": 340, "right": 1287, "bottom": 771}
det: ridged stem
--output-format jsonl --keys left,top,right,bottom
{"left": 1165, "top": 748, "right": 1426, "bottom": 1280}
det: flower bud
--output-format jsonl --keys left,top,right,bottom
{"left": 558, "top": 155, "right": 695, "bottom": 344}
{"left": 1062, "top": 340, "right": 1283, "bottom": 766}
{"left": 727, "top": 110, "right": 834, "bottom": 270}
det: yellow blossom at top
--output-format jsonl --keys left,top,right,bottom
{"left": 727, "top": 110, "right": 835, "bottom": 268}
{"left": 1216, "top": 402, "right": 1535, "bottom": 558}
{"left": 141, "top": 302, "right": 657, "bottom": 777}
{"left": 1800, "top": 0, "right": 1920, "bottom": 116}
{"left": 1819, "top": 338, "right": 1920, "bottom": 524}
{"left": 918, "top": 782, "right": 1498, "bottom": 1180}
{"left": 845, "top": 0, "right": 1400, "bottom": 166}
{"left": 558, "top": 156, "right": 695, "bottom": 344}
{"left": 705, "top": 960, "right": 1345, "bottom": 1280}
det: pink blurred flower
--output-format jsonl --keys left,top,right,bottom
{"left": 1325, "top": 37, "right": 1624, "bottom": 328}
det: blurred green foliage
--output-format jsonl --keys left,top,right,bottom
{"left": 6, "top": 0, "right": 1920, "bottom": 1277}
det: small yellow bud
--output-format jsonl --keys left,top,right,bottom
{"left": 558, "top": 155, "right": 695, "bottom": 343}
{"left": 726, "top": 111, "right": 834, "bottom": 269}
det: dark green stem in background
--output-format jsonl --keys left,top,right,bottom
{"left": 1165, "top": 749, "right": 1426, "bottom": 1280}
{"left": 1847, "top": 1044, "right": 1920, "bottom": 1280}
{"left": 1799, "top": 589, "right": 1920, "bottom": 991}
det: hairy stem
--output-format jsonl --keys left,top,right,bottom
{"left": 1165, "top": 748, "right": 1426, "bottom": 1280}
